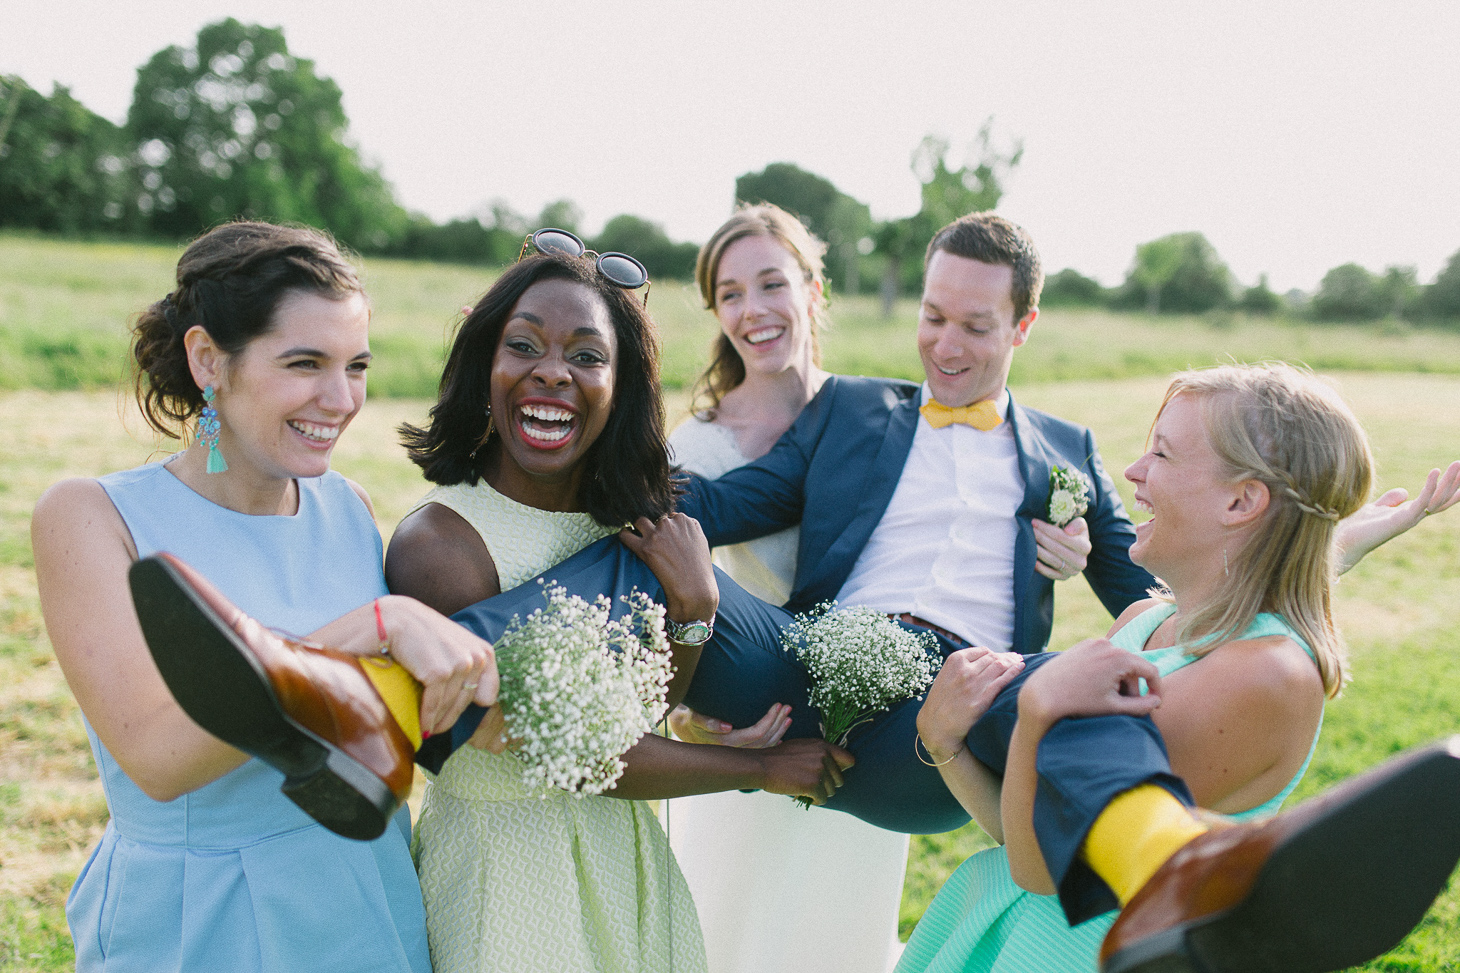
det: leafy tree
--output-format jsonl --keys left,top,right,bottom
{"left": 1311, "top": 263, "right": 1386, "bottom": 321}
{"left": 1375, "top": 265, "right": 1420, "bottom": 319}
{"left": 1117, "top": 232, "right": 1230, "bottom": 314}
{"left": 1419, "top": 249, "right": 1460, "bottom": 322}
{"left": 126, "top": 18, "right": 407, "bottom": 248}
{"left": 1238, "top": 274, "right": 1284, "bottom": 316}
{"left": 875, "top": 122, "right": 1023, "bottom": 312}
{"left": 589, "top": 215, "right": 698, "bottom": 281}
{"left": 1040, "top": 268, "right": 1106, "bottom": 307}
{"left": 536, "top": 199, "right": 583, "bottom": 234}
{"left": 0, "top": 75, "right": 136, "bottom": 233}
{"left": 735, "top": 162, "right": 873, "bottom": 293}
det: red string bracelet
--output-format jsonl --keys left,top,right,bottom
{"left": 374, "top": 598, "right": 390, "bottom": 656}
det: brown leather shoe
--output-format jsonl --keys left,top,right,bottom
{"left": 1100, "top": 737, "right": 1460, "bottom": 973}
{"left": 129, "top": 553, "right": 414, "bottom": 841}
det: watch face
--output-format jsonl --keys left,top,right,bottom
{"left": 668, "top": 619, "right": 712, "bottom": 645}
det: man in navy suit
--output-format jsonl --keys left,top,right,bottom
{"left": 677, "top": 211, "right": 1153, "bottom": 657}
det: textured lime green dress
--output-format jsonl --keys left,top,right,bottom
{"left": 896, "top": 604, "right": 1322, "bottom": 973}
{"left": 409, "top": 481, "right": 707, "bottom": 973}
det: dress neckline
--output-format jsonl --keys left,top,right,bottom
{"left": 156, "top": 458, "right": 307, "bottom": 519}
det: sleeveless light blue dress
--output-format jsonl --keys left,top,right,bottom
{"left": 896, "top": 604, "right": 1323, "bottom": 973}
{"left": 68, "top": 462, "right": 431, "bottom": 973}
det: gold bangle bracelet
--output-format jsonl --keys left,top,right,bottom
{"left": 915, "top": 733, "right": 965, "bottom": 768}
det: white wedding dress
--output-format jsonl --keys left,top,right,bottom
{"left": 667, "top": 417, "right": 910, "bottom": 973}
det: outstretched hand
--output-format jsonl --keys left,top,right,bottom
{"left": 1016, "top": 638, "right": 1162, "bottom": 735}
{"left": 1335, "top": 461, "right": 1460, "bottom": 575}
{"left": 668, "top": 702, "right": 792, "bottom": 749}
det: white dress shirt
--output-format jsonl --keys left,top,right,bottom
{"left": 835, "top": 385, "right": 1024, "bottom": 649}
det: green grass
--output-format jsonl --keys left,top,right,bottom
{"left": 8, "top": 231, "right": 1460, "bottom": 397}
{"left": 3, "top": 234, "right": 1460, "bottom": 970}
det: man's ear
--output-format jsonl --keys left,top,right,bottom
{"left": 1012, "top": 307, "right": 1038, "bottom": 348}
{"left": 1225, "top": 478, "right": 1270, "bottom": 527}
{"left": 184, "top": 326, "right": 224, "bottom": 390}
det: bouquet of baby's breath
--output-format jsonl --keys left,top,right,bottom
{"left": 1047, "top": 465, "right": 1092, "bottom": 527}
{"left": 786, "top": 604, "right": 942, "bottom": 749}
{"left": 494, "top": 584, "right": 672, "bottom": 796}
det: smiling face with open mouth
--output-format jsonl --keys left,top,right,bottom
{"left": 208, "top": 289, "right": 371, "bottom": 484}
{"left": 485, "top": 278, "right": 617, "bottom": 509}
{"left": 1124, "top": 391, "right": 1238, "bottom": 587}
{"left": 712, "top": 234, "right": 819, "bottom": 379}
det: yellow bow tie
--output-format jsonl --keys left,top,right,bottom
{"left": 919, "top": 398, "right": 1003, "bottom": 431}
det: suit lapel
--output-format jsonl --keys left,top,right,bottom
{"left": 797, "top": 388, "right": 921, "bottom": 606}
{"left": 1009, "top": 396, "right": 1054, "bottom": 519}
{"left": 1008, "top": 395, "right": 1054, "bottom": 653}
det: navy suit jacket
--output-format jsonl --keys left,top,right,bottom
{"left": 678, "top": 375, "right": 1155, "bottom": 654}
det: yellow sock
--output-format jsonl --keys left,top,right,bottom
{"left": 1081, "top": 784, "right": 1208, "bottom": 905}
{"left": 360, "top": 658, "right": 424, "bottom": 751}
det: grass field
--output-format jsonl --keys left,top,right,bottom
{"left": 7, "top": 231, "right": 1460, "bottom": 397}
{"left": 3, "top": 235, "right": 1459, "bottom": 971}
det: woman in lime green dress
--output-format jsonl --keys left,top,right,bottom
{"left": 386, "top": 242, "right": 851, "bottom": 973}
{"left": 901, "top": 363, "right": 1457, "bottom": 972}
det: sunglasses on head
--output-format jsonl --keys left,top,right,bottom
{"left": 518, "top": 228, "right": 651, "bottom": 305}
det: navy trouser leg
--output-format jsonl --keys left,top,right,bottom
{"left": 424, "top": 535, "right": 1194, "bottom": 902}
{"left": 961, "top": 651, "right": 1195, "bottom": 924}
{"left": 421, "top": 536, "right": 973, "bottom": 831}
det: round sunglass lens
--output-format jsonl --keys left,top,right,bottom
{"left": 532, "top": 230, "right": 584, "bottom": 258}
{"left": 598, "top": 253, "right": 648, "bottom": 288}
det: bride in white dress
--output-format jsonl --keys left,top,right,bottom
{"left": 666, "top": 204, "right": 911, "bottom": 973}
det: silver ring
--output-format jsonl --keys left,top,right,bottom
{"left": 463, "top": 681, "right": 478, "bottom": 690}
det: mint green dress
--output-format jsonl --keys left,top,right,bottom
{"left": 896, "top": 604, "right": 1322, "bottom": 973}
{"left": 407, "top": 482, "right": 707, "bottom": 973}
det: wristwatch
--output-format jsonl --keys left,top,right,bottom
{"left": 664, "top": 615, "right": 714, "bottom": 645}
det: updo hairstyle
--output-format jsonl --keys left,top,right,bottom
{"left": 131, "top": 221, "right": 363, "bottom": 438}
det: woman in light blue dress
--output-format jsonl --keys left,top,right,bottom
{"left": 31, "top": 221, "right": 495, "bottom": 972}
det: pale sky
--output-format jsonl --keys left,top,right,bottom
{"left": 6, "top": 0, "right": 1459, "bottom": 292}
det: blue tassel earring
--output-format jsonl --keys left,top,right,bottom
{"left": 198, "top": 385, "right": 228, "bottom": 474}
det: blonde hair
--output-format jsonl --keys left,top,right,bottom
{"left": 691, "top": 203, "right": 830, "bottom": 414}
{"left": 1155, "top": 363, "right": 1373, "bottom": 697}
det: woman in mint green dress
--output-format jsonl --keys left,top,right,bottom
{"left": 901, "top": 363, "right": 1452, "bottom": 972}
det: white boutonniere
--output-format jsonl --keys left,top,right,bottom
{"left": 1047, "top": 465, "right": 1092, "bottom": 527}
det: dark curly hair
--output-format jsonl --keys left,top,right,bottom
{"left": 130, "top": 221, "right": 363, "bottom": 438}
{"left": 400, "top": 253, "right": 675, "bottom": 526}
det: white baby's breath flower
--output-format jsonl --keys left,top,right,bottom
{"left": 784, "top": 604, "right": 941, "bottom": 749}
{"left": 494, "top": 585, "right": 672, "bottom": 796}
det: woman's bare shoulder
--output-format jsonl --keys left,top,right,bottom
{"left": 1106, "top": 597, "right": 1164, "bottom": 637}
{"left": 386, "top": 502, "right": 500, "bottom": 615}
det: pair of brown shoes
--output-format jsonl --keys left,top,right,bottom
{"left": 129, "top": 553, "right": 415, "bottom": 841}
{"left": 1101, "top": 736, "right": 1460, "bottom": 972}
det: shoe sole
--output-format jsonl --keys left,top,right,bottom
{"left": 129, "top": 556, "right": 397, "bottom": 841}
{"left": 1104, "top": 737, "right": 1460, "bottom": 973}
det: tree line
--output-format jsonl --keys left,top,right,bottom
{"left": 3, "top": 18, "right": 1457, "bottom": 324}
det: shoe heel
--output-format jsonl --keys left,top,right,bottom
{"left": 281, "top": 747, "right": 398, "bottom": 842}
{"left": 1103, "top": 929, "right": 1200, "bottom": 973}
{"left": 1192, "top": 738, "right": 1460, "bottom": 973}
